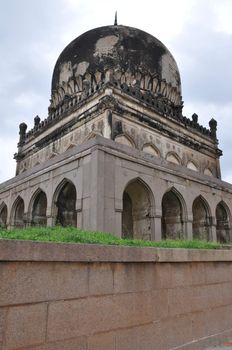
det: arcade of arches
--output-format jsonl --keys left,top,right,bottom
{"left": 0, "top": 180, "right": 77, "bottom": 229}
{"left": 0, "top": 177, "right": 231, "bottom": 243}
{"left": 121, "top": 180, "right": 231, "bottom": 242}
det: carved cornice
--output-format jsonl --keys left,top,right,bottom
{"left": 18, "top": 78, "right": 217, "bottom": 150}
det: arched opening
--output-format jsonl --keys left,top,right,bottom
{"left": 122, "top": 192, "right": 133, "bottom": 239}
{"left": 142, "top": 144, "right": 160, "bottom": 157}
{"left": 13, "top": 197, "right": 25, "bottom": 228}
{"left": 216, "top": 202, "right": 230, "bottom": 243}
{"left": 115, "top": 135, "right": 134, "bottom": 148}
{"left": 162, "top": 189, "right": 184, "bottom": 239}
{"left": 55, "top": 181, "right": 77, "bottom": 227}
{"left": 187, "top": 161, "right": 199, "bottom": 172}
{"left": 204, "top": 168, "right": 213, "bottom": 177}
{"left": 122, "top": 179, "right": 153, "bottom": 240}
{"left": 31, "top": 191, "right": 47, "bottom": 226}
{"left": 0, "top": 204, "right": 7, "bottom": 228}
{"left": 192, "top": 196, "right": 210, "bottom": 240}
{"left": 166, "top": 152, "right": 181, "bottom": 165}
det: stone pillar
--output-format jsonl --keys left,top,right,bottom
{"left": 89, "top": 149, "right": 105, "bottom": 232}
{"left": 46, "top": 217, "right": 53, "bottom": 227}
{"left": 186, "top": 213, "right": 193, "bottom": 240}
{"left": 211, "top": 216, "right": 217, "bottom": 242}
{"left": 114, "top": 210, "right": 122, "bottom": 238}
{"left": 46, "top": 206, "right": 53, "bottom": 227}
{"left": 6, "top": 209, "right": 11, "bottom": 230}
{"left": 76, "top": 211, "right": 82, "bottom": 228}
{"left": 153, "top": 206, "right": 162, "bottom": 241}
{"left": 186, "top": 221, "right": 193, "bottom": 240}
{"left": 23, "top": 212, "right": 29, "bottom": 228}
{"left": 76, "top": 198, "right": 83, "bottom": 228}
{"left": 153, "top": 215, "right": 162, "bottom": 241}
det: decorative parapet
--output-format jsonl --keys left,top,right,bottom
{"left": 17, "top": 78, "right": 217, "bottom": 148}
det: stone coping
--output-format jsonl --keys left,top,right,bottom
{"left": 0, "top": 239, "right": 232, "bottom": 262}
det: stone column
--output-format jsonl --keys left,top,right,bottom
{"left": 153, "top": 215, "right": 162, "bottom": 241}
{"left": 211, "top": 216, "right": 217, "bottom": 241}
{"left": 153, "top": 206, "right": 162, "bottom": 241}
{"left": 46, "top": 206, "right": 53, "bottom": 227}
{"left": 185, "top": 221, "right": 193, "bottom": 240}
{"left": 186, "top": 213, "right": 193, "bottom": 240}
{"left": 23, "top": 212, "right": 29, "bottom": 228}
{"left": 89, "top": 149, "right": 105, "bottom": 232}
{"left": 114, "top": 209, "right": 122, "bottom": 238}
{"left": 76, "top": 198, "right": 83, "bottom": 228}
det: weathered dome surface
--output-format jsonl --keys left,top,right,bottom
{"left": 52, "top": 25, "right": 181, "bottom": 88}
{"left": 51, "top": 25, "right": 182, "bottom": 107}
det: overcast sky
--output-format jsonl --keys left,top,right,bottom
{"left": 0, "top": 0, "right": 232, "bottom": 183}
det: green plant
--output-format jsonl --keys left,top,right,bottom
{"left": 0, "top": 226, "right": 231, "bottom": 249}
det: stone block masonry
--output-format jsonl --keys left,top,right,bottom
{"left": 1, "top": 241, "right": 232, "bottom": 349}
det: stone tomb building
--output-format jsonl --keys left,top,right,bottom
{"left": 0, "top": 23, "right": 232, "bottom": 242}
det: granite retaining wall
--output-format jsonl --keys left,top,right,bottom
{"left": 1, "top": 241, "right": 232, "bottom": 349}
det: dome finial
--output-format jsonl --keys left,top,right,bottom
{"left": 114, "top": 11, "right": 118, "bottom": 26}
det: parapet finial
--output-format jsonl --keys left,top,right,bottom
{"left": 114, "top": 11, "right": 118, "bottom": 26}
{"left": 209, "top": 118, "right": 217, "bottom": 139}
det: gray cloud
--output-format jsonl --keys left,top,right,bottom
{"left": 170, "top": 3, "right": 232, "bottom": 182}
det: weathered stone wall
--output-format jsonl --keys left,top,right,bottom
{"left": 16, "top": 86, "right": 219, "bottom": 178}
{"left": 1, "top": 136, "right": 232, "bottom": 241}
{"left": 1, "top": 240, "right": 232, "bottom": 349}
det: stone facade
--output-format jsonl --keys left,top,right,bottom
{"left": 0, "top": 136, "right": 232, "bottom": 241}
{"left": 0, "top": 23, "right": 231, "bottom": 241}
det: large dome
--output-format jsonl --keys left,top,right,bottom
{"left": 51, "top": 25, "right": 182, "bottom": 107}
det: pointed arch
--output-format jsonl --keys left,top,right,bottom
{"left": 187, "top": 161, "right": 199, "bottom": 172}
{"left": 11, "top": 196, "right": 25, "bottom": 228}
{"left": 83, "top": 131, "right": 102, "bottom": 143}
{"left": 166, "top": 152, "right": 182, "bottom": 165}
{"left": 115, "top": 134, "right": 135, "bottom": 148}
{"left": 142, "top": 143, "right": 160, "bottom": 157}
{"left": 204, "top": 168, "right": 213, "bottom": 177}
{"left": 216, "top": 201, "right": 231, "bottom": 243}
{"left": 29, "top": 188, "right": 47, "bottom": 226}
{"left": 122, "top": 177, "right": 154, "bottom": 240}
{"left": 0, "top": 202, "right": 8, "bottom": 228}
{"left": 192, "top": 195, "right": 211, "bottom": 240}
{"left": 53, "top": 178, "right": 77, "bottom": 227}
{"left": 161, "top": 187, "right": 187, "bottom": 239}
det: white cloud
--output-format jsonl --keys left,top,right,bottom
{"left": 0, "top": 137, "right": 17, "bottom": 182}
{"left": 213, "top": 0, "right": 232, "bottom": 34}
{"left": 14, "top": 92, "right": 42, "bottom": 109}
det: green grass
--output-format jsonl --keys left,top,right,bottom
{"left": 0, "top": 226, "right": 231, "bottom": 249}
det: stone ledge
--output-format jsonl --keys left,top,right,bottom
{"left": 0, "top": 239, "right": 232, "bottom": 263}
